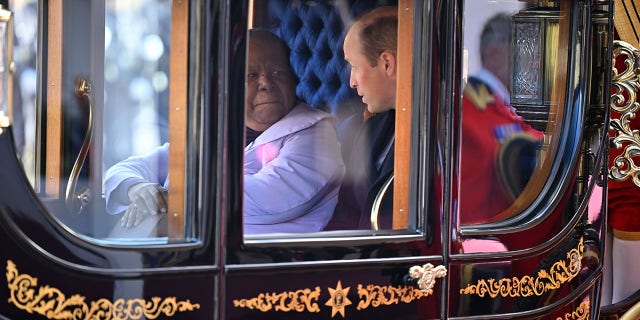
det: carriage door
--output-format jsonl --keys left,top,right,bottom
{"left": 450, "top": 0, "right": 610, "bottom": 318}
{"left": 220, "top": 1, "right": 450, "bottom": 319}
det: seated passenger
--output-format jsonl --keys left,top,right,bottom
{"left": 104, "top": 29, "right": 345, "bottom": 235}
{"left": 325, "top": 6, "right": 398, "bottom": 230}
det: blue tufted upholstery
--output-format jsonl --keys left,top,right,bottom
{"left": 259, "top": 0, "right": 397, "bottom": 118}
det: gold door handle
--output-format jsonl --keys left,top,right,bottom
{"left": 65, "top": 77, "right": 93, "bottom": 213}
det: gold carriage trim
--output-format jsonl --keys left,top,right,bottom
{"left": 556, "top": 299, "right": 590, "bottom": 320}
{"left": 233, "top": 281, "right": 433, "bottom": 316}
{"left": 356, "top": 284, "right": 430, "bottom": 310}
{"left": 609, "top": 40, "right": 640, "bottom": 187}
{"left": 459, "top": 237, "right": 584, "bottom": 298}
{"left": 232, "top": 287, "right": 322, "bottom": 313}
{"left": 5, "top": 260, "right": 200, "bottom": 320}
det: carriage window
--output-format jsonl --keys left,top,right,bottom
{"left": 243, "top": 0, "right": 418, "bottom": 237}
{"left": 12, "top": 0, "right": 194, "bottom": 244}
{"left": 460, "top": 0, "right": 564, "bottom": 226}
{"left": 100, "top": 0, "right": 176, "bottom": 240}
{"left": 10, "top": 0, "right": 36, "bottom": 185}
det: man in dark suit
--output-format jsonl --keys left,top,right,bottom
{"left": 325, "top": 6, "right": 398, "bottom": 230}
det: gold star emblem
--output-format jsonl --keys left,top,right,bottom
{"left": 325, "top": 281, "right": 352, "bottom": 318}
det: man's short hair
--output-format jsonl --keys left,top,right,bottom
{"left": 354, "top": 6, "right": 398, "bottom": 67}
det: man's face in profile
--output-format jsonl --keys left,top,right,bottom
{"left": 245, "top": 35, "right": 297, "bottom": 132}
{"left": 343, "top": 25, "right": 397, "bottom": 114}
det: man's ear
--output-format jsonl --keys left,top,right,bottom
{"left": 379, "top": 50, "right": 397, "bottom": 77}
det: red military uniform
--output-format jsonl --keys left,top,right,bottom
{"left": 460, "top": 80, "right": 543, "bottom": 225}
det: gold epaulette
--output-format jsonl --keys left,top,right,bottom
{"left": 463, "top": 82, "right": 495, "bottom": 111}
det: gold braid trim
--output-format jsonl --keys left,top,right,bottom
{"left": 464, "top": 82, "right": 495, "bottom": 111}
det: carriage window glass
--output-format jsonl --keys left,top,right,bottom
{"left": 10, "top": 0, "right": 38, "bottom": 186}
{"left": 13, "top": 0, "right": 194, "bottom": 245}
{"left": 460, "top": 0, "right": 563, "bottom": 226}
{"left": 243, "top": 0, "right": 419, "bottom": 238}
{"left": 100, "top": 0, "right": 174, "bottom": 241}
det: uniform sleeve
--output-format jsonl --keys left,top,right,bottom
{"left": 103, "top": 143, "right": 170, "bottom": 214}
{"left": 243, "top": 118, "right": 345, "bottom": 224}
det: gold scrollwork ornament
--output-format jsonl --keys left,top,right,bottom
{"left": 233, "top": 287, "right": 322, "bottom": 313}
{"left": 609, "top": 40, "right": 640, "bottom": 186}
{"left": 556, "top": 299, "right": 590, "bottom": 320}
{"left": 460, "top": 237, "right": 584, "bottom": 298}
{"left": 5, "top": 260, "right": 200, "bottom": 320}
{"left": 356, "top": 283, "right": 428, "bottom": 310}
{"left": 408, "top": 263, "right": 448, "bottom": 294}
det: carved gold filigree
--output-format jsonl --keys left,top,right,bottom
{"left": 609, "top": 40, "right": 640, "bottom": 186}
{"left": 5, "top": 260, "right": 200, "bottom": 319}
{"left": 232, "top": 287, "right": 322, "bottom": 313}
{"left": 356, "top": 284, "right": 428, "bottom": 310}
{"left": 460, "top": 237, "right": 583, "bottom": 298}
{"left": 408, "top": 263, "right": 448, "bottom": 294}
{"left": 556, "top": 300, "right": 590, "bottom": 320}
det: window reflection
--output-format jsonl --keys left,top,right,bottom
{"left": 103, "top": 0, "right": 171, "bottom": 177}
{"left": 460, "top": 1, "right": 557, "bottom": 226}
{"left": 12, "top": 0, "right": 175, "bottom": 241}
{"left": 101, "top": 0, "right": 172, "bottom": 239}
{"left": 11, "top": 0, "right": 38, "bottom": 186}
{"left": 460, "top": 1, "right": 544, "bottom": 224}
